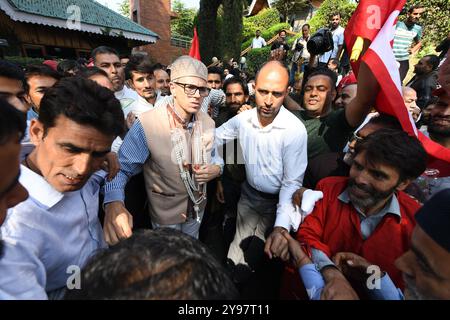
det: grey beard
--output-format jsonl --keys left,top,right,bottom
{"left": 347, "top": 178, "right": 397, "bottom": 212}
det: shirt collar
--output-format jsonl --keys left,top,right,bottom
{"left": 19, "top": 164, "right": 64, "bottom": 209}
{"left": 27, "top": 108, "right": 39, "bottom": 121}
{"left": 137, "top": 94, "right": 154, "bottom": 108}
{"left": 249, "top": 106, "right": 290, "bottom": 130}
{"left": 338, "top": 187, "right": 401, "bottom": 220}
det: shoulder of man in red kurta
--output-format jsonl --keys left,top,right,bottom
{"left": 296, "top": 176, "right": 349, "bottom": 256}
{"left": 296, "top": 176, "right": 421, "bottom": 256}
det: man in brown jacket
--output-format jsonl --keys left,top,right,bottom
{"left": 103, "top": 56, "right": 223, "bottom": 243}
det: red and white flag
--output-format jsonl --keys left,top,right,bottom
{"left": 345, "top": 0, "right": 450, "bottom": 175}
{"left": 189, "top": 27, "right": 201, "bottom": 61}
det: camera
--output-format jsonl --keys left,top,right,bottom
{"left": 307, "top": 28, "right": 334, "bottom": 55}
{"left": 295, "top": 41, "right": 304, "bottom": 51}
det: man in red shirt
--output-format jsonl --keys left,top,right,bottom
{"left": 283, "top": 129, "right": 427, "bottom": 299}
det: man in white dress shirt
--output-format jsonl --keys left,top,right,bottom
{"left": 251, "top": 30, "right": 267, "bottom": 49}
{"left": 0, "top": 77, "right": 125, "bottom": 299}
{"left": 124, "top": 55, "right": 161, "bottom": 127}
{"left": 215, "top": 61, "right": 308, "bottom": 287}
{"left": 92, "top": 46, "right": 140, "bottom": 118}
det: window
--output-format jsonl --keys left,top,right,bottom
{"left": 23, "top": 44, "right": 45, "bottom": 58}
{"left": 45, "top": 46, "right": 77, "bottom": 59}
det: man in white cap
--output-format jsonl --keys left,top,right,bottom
{"left": 103, "top": 56, "right": 223, "bottom": 242}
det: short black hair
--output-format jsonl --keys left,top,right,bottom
{"left": 124, "top": 55, "right": 154, "bottom": 80}
{"left": 328, "top": 58, "right": 340, "bottom": 68}
{"left": 57, "top": 60, "right": 81, "bottom": 77}
{"left": 0, "top": 60, "right": 25, "bottom": 82}
{"left": 0, "top": 98, "right": 26, "bottom": 145}
{"left": 153, "top": 63, "right": 166, "bottom": 71}
{"left": 208, "top": 66, "right": 224, "bottom": 79}
{"left": 24, "top": 65, "right": 62, "bottom": 93}
{"left": 330, "top": 12, "right": 341, "bottom": 18}
{"left": 367, "top": 113, "right": 403, "bottom": 131}
{"left": 408, "top": 5, "right": 424, "bottom": 13}
{"left": 79, "top": 66, "right": 109, "bottom": 80}
{"left": 64, "top": 229, "right": 239, "bottom": 300}
{"left": 424, "top": 55, "right": 440, "bottom": 71}
{"left": 119, "top": 54, "right": 130, "bottom": 60}
{"left": 223, "top": 77, "right": 249, "bottom": 96}
{"left": 91, "top": 46, "right": 119, "bottom": 63}
{"left": 39, "top": 77, "right": 125, "bottom": 137}
{"left": 306, "top": 67, "right": 338, "bottom": 90}
{"left": 279, "top": 29, "right": 287, "bottom": 35}
{"left": 77, "top": 58, "right": 88, "bottom": 66}
{"left": 354, "top": 129, "right": 427, "bottom": 182}
{"left": 302, "top": 23, "right": 310, "bottom": 29}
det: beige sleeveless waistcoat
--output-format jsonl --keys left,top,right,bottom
{"left": 138, "top": 104, "right": 215, "bottom": 225}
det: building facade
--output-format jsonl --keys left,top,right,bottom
{"left": 130, "top": 0, "right": 190, "bottom": 65}
{"left": 0, "top": 0, "right": 158, "bottom": 59}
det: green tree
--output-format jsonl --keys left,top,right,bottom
{"left": 118, "top": 0, "right": 130, "bottom": 17}
{"left": 308, "top": 0, "right": 357, "bottom": 33}
{"left": 403, "top": 0, "right": 450, "bottom": 55}
{"left": 198, "top": 0, "right": 222, "bottom": 64}
{"left": 171, "top": 0, "right": 197, "bottom": 38}
{"left": 222, "top": 0, "right": 247, "bottom": 62}
{"left": 272, "top": 0, "right": 309, "bottom": 23}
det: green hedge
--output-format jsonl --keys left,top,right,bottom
{"left": 241, "top": 22, "right": 291, "bottom": 51}
{"left": 246, "top": 46, "right": 271, "bottom": 75}
{"left": 242, "top": 8, "right": 281, "bottom": 42}
{"left": 4, "top": 56, "right": 45, "bottom": 67}
{"left": 308, "top": 0, "right": 357, "bottom": 33}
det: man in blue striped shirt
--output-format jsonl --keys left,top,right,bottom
{"left": 392, "top": 5, "right": 424, "bottom": 82}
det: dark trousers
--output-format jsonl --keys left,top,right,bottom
{"left": 200, "top": 176, "right": 242, "bottom": 263}
{"left": 399, "top": 59, "right": 410, "bottom": 82}
{"left": 124, "top": 173, "right": 151, "bottom": 229}
{"left": 98, "top": 173, "right": 150, "bottom": 230}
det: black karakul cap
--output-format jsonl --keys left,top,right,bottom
{"left": 415, "top": 189, "right": 450, "bottom": 252}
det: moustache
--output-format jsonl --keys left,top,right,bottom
{"left": 430, "top": 115, "right": 450, "bottom": 121}
{"left": 348, "top": 178, "right": 374, "bottom": 194}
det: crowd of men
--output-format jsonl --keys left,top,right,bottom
{"left": 0, "top": 4, "right": 449, "bottom": 301}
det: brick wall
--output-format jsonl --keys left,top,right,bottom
{"left": 132, "top": 0, "right": 189, "bottom": 65}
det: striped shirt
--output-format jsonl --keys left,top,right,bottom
{"left": 393, "top": 21, "right": 422, "bottom": 61}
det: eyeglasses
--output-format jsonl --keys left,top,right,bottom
{"left": 174, "top": 82, "right": 210, "bottom": 97}
{"left": 349, "top": 131, "right": 364, "bottom": 143}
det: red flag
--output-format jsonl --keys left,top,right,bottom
{"left": 189, "top": 27, "right": 201, "bottom": 61}
{"left": 345, "top": 0, "right": 450, "bottom": 176}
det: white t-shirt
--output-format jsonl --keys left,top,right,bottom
{"left": 319, "top": 26, "right": 345, "bottom": 63}
{"left": 251, "top": 36, "right": 267, "bottom": 49}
